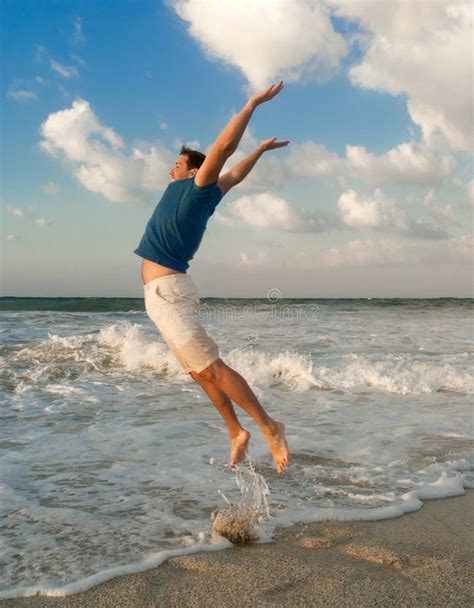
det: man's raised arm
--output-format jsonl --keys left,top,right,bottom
{"left": 218, "top": 137, "right": 290, "bottom": 196}
{"left": 195, "top": 81, "right": 285, "bottom": 188}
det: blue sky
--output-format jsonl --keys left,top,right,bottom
{"left": 2, "top": 0, "right": 472, "bottom": 297}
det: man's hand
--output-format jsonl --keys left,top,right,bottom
{"left": 248, "top": 81, "right": 284, "bottom": 110}
{"left": 259, "top": 136, "right": 290, "bottom": 152}
{"left": 196, "top": 80, "right": 286, "bottom": 187}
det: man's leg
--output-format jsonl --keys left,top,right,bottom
{"left": 190, "top": 371, "right": 250, "bottom": 465}
{"left": 197, "top": 359, "right": 290, "bottom": 473}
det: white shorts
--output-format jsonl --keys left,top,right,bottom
{"left": 144, "top": 273, "right": 219, "bottom": 373}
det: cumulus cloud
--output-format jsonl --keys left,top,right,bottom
{"left": 337, "top": 188, "right": 450, "bottom": 239}
{"left": 318, "top": 234, "right": 472, "bottom": 268}
{"left": 286, "top": 141, "right": 345, "bottom": 178}
{"left": 422, "top": 189, "right": 460, "bottom": 226}
{"left": 338, "top": 188, "right": 406, "bottom": 230}
{"left": 39, "top": 99, "right": 173, "bottom": 204}
{"left": 171, "top": 0, "right": 348, "bottom": 90}
{"left": 171, "top": 1, "right": 472, "bottom": 154}
{"left": 329, "top": 0, "right": 474, "bottom": 153}
{"left": 287, "top": 140, "right": 455, "bottom": 188}
{"left": 319, "top": 238, "right": 410, "bottom": 268}
{"left": 345, "top": 142, "right": 455, "bottom": 187}
{"left": 172, "top": 137, "right": 201, "bottom": 151}
{"left": 215, "top": 192, "right": 338, "bottom": 233}
{"left": 216, "top": 187, "right": 449, "bottom": 240}
{"left": 220, "top": 126, "right": 290, "bottom": 192}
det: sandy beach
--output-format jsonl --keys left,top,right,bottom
{"left": 2, "top": 490, "right": 472, "bottom": 608}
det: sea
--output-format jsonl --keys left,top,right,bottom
{"left": 0, "top": 296, "right": 473, "bottom": 598}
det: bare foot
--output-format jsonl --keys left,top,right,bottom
{"left": 230, "top": 429, "right": 251, "bottom": 465}
{"left": 265, "top": 421, "right": 290, "bottom": 473}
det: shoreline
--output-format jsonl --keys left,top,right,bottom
{"left": 2, "top": 490, "right": 472, "bottom": 607}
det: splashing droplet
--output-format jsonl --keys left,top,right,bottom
{"left": 211, "top": 457, "right": 270, "bottom": 544}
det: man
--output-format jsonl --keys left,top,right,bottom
{"left": 134, "top": 81, "right": 290, "bottom": 473}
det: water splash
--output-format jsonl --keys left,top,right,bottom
{"left": 211, "top": 457, "right": 270, "bottom": 544}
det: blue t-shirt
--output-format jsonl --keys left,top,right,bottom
{"left": 134, "top": 177, "right": 223, "bottom": 272}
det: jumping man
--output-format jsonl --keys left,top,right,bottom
{"left": 134, "top": 81, "right": 290, "bottom": 473}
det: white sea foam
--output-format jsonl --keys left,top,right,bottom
{"left": 317, "top": 353, "right": 474, "bottom": 394}
{"left": 0, "top": 540, "right": 232, "bottom": 599}
{"left": 6, "top": 320, "right": 472, "bottom": 395}
{"left": 225, "top": 347, "right": 322, "bottom": 392}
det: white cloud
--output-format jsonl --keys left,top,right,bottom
{"left": 72, "top": 54, "right": 85, "bottom": 66}
{"left": 216, "top": 187, "right": 450, "bottom": 240}
{"left": 216, "top": 125, "right": 290, "bottom": 192}
{"left": 159, "top": 122, "right": 168, "bottom": 130}
{"left": 215, "top": 192, "right": 335, "bottom": 233}
{"left": 337, "top": 188, "right": 450, "bottom": 239}
{"left": 338, "top": 188, "right": 406, "bottom": 230}
{"left": 50, "top": 59, "right": 79, "bottom": 79}
{"left": 171, "top": 0, "right": 347, "bottom": 90}
{"left": 239, "top": 250, "right": 272, "bottom": 268}
{"left": 72, "top": 16, "right": 85, "bottom": 44}
{"left": 422, "top": 189, "right": 459, "bottom": 226}
{"left": 329, "top": 0, "right": 474, "bottom": 153}
{"left": 7, "top": 206, "right": 53, "bottom": 227}
{"left": 345, "top": 142, "right": 455, "bottom": 187}
{"left": 6, "top": 234, "right": 21, "bottom": 241}
{"left": 172, "top": 138, "right": 201, "bottom": 152}
{"left": 39, "top": 99, "right": 173, "bottom": 204}
{"left": 287, "top": 141, "right": 345, "bottom": 178}
{"left": 41, "top": 181, "right": 61, "bottom": 196}
{"left": 318, "top": 234, "right": 472, "bottom": 268}
{"left": 319, "top": 238, "right": 410, "bottom": 268}
{"left": 171, "top": 1, "right": 472, "bottom": 153}
{"left": 7, "top": 88, "right": 37, "bottom": 101}
{"left": 34, "top": 217, "right": 54, "bottom": 227}
{"left": 467, "top": 180, "right": 474, "bottom": 208}
{"left": 34, "top": 45, "right": 80, "bottom": 79}
{"left": 287, "top": 140, "right": 455, "bottom": 188}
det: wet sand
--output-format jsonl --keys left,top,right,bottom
{"left": 2, "top": 491, "right": 473, "bottom": 607}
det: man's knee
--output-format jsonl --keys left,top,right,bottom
{"left": 189, "top": 370, "right": 201, "bottom": 383}
{"left": 194, "top": 358, "right": 226, "bottom": 383}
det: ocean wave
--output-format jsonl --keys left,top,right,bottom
{"left": 3, "top": 322, "right": 473, "bottom": 395}
{"left": 317, "top": 353, "right": 474, "bottom": 395}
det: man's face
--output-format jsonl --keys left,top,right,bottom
{"left": 169, "top": 154, "right": 196, "bottom": 181}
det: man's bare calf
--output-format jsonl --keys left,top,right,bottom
{"left": 191, "top": 359, "right": 290, "bottom": 473}
{"left": 190, "top": 370, "right": 250, "bottom": 465}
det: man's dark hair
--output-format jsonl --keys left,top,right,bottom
{"left": 180, "top": 145, "right": 206, "bottom": 170}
